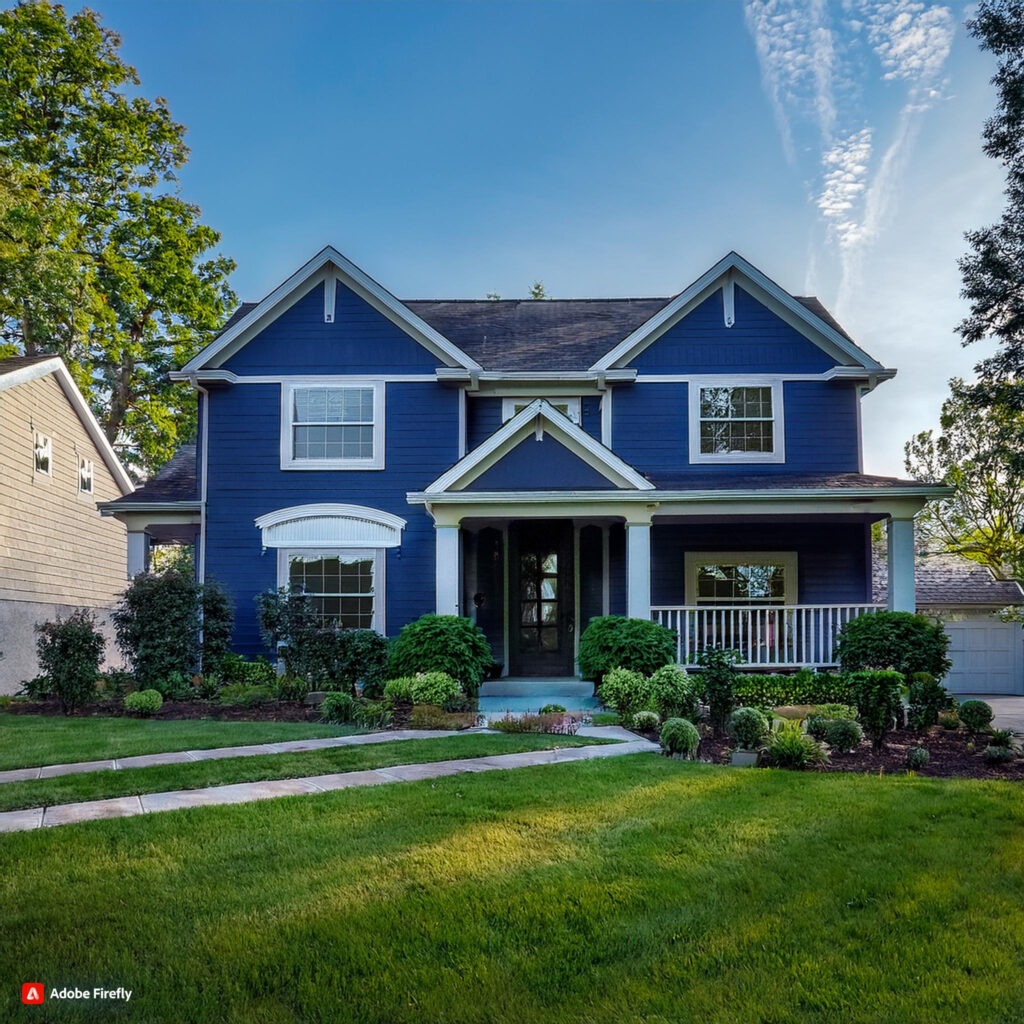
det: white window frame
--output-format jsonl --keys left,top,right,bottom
{"left": 78, "top": 456, "right": 95, "bottom": 495}
{"left": 280, "top": 379, "right": 385, "bottom": 471}
{"left": 33, "top": 432, "right": 52, "bottom": 476}
{"left": 687, "top": 377, "right": 785, "bottom": 464}
{"left": 684, "top": 551, "right": 798, "bottom": 605}
{"left": 276, "top": 547, "right": 386, "bottom": 633}
{"left": 501, "top": 396, "right": 581, "bottom": 425}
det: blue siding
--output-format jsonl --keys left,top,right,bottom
{"left": 467, "top": 397, "right": 502, "bottom": 451}
{"left": 223, "top": 281, "right": 441, "bottom": 374}
{"left": 466, "top": 435, "right": 614, "bottom": 491}
{"left": 650, "top": 519, "right": 873, "bottom": 606}
{"left": 631, "top": 286, "right": 838, "bottom": 373}
{"left": 204, "top": 381, "right": 459, "bottom": 656}
{"left": 581, "top": 396, "right": 601, "bottom": 440}
{"left": 608, "top": 524, "right": 626, "bottom": 616}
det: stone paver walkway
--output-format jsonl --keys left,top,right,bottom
{"left": 0, "top": 734, "right": 658, "bottom": 834}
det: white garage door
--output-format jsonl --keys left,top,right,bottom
{"left": 942, "top": 618, "right": 1024, "bottom": 695}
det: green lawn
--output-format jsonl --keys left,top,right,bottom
{"left": 2, "top": 757, "right": 1023, "bottom": 1023}
{"left": 0, "top": 733, "right": 610, "bottom": 812}
{"left": 0, "top": 713, "right": 361, "bottom": 770}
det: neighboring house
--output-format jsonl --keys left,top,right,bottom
{"left": 100, "top": 247, "right": 949, "bottom": 676}
{"left": 0, "top": 356, "right": 134, "bottom": 693}
{"left": 873, "top": 551, "right": 1024, "bottom": 694}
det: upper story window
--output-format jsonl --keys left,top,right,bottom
{"left": 688, "top": 379, "right": 785, "bottom": 464}
{"left": 280, "top": 381, "right": 385, "bottom": 470}
{"left": 33, "top": 432, "right": 52, "bottom": 476}
{"left": 501, "top": 397, "right": 581, "bottom": 424}
{"left": 78, "top": 457, "right": 95, "bottom": 495}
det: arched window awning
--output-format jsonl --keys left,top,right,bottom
{"left": 254, "top": 504, "right": 406, "bottom": 549}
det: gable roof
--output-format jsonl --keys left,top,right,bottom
{"left": 423, "top": 399, "right": 654, "bottom": 493}
{"left": 873, "top": 550, "right": 1024, "bottom": 607}
{"left": 176, "top": 246, "right": 482, "bottom": 376}
{"left": 102, "top": 444, "right": 197, "bottom": 506}
{"left": 0, "top": 355, "right": 134, "bottom": 494}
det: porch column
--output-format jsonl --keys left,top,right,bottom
{"left": 127, "top": 531, "right": 150, "bottom": 578}
{"left": 435, "top": 524, "right": 461, "bottom": 616}
{"left": 886, "top": 515, "right": 915, "bottom": 612}
{"left": 625, "top": 515, "right": 652, "bottom": 620}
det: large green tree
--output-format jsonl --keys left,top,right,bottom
{"left": 0, "top": 1, "right": 235, "bottom": 474}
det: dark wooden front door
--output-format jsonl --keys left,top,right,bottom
{"left": 510, "top": 521, "right": 574, "bottom": 676}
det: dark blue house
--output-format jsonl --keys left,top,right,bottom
{"left": 102, "top": 247, "right": 947, "bottom": 675}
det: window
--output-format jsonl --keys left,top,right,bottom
{"left": 688, "top": 379, "right": 784, "bottom": 463}
{"left": 283, "top": 550, "right": 380, "bottom": 630}
{"left": 33, "top": 432, "right": 51, "bottom": 475}
{"left": 280, "top": 381, "right": 385, "bottom": 470}
{"left": 78, "top": 457, "right": 94, "bottom": 495}
{"left": 684, "top": 552, "right": 797, "bottom": 605}
{"left": 501, "top": 397, "right": 581, "bottom": 424}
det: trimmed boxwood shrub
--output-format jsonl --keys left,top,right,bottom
{"left": 631, "top": 709, "right": 661, "bottom": 732}
{"left": 835, "top": 611, "right": 951, "bottom": 679}
{"left": 728, "top": 707, "right": 770, "bottom": 749}
{"left": 598, "top": 667, "right": 651, "bottom": 724}
{"left": 124, "top": 689, "right": 163, "bottom": 715}
{"left": 35, "top": 609, "right": 106, "bottom": 714}
{"left": 660, "top": 717, "right": 700, "bottom": 758}
{"left": 824, "top": 718, "right": 863, "bottom": 753}
{"left": 906, "top": 746, "right": 930, "bottom": 769}
{"left": 409, "top": 671, "right": 462, "bottom": 706}
{"left": 958, "top": 699, "right": 994, "bottom": 733}
{"left": 578, "top": 616, "right": 676, "bottom": 685}
{"left": 648, "top": 664, "right": 700, "bottom": 722}
{"left": 387, "top": 615, "right": 492, "bottom": 696}
{"left": 849, "top": 670, "right": 904, "bottom": 750}
{"left": 733, "top": 670, "right": 853, "bottom": 708}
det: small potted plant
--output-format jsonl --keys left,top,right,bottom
{"left": 727, "top": 706, "right": 771, "bottom": 766}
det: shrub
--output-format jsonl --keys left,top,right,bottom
{"left": 648, "top": 664, "right": 699, "bottom": 722}
{"left": 906, "top": 746, "right": 930, "bottom": 769}
{"left": 409, "top": 671, "right": 462, "bottom": 707}
{"left": 958, "top": 699, "right": 994, "bottom": 733}
{"left": 984, "top": 744, "right": 1015, "bottom": 765}
{"left": 0, "top": 695, "right": 10, "bottom": 708}
{"left": 273, "top": 674, "right": 311, "bottom": 701}
{"left": 728, "top": 707, "right": 770, "bottom": 749}
{"left": 218, "top": 683, "right": 273, "bottom": 707}
{"left": 631, "top": 710, "right": 661, "bottom": 733}
{"left": 734, "top": 672, "right": 854, "bottom": 707}
{"left": 762, "top": 720, "right": 828, "bottom": 768}
{"left": 220, "top": 653, "right": 277, "bottom": 688}
{"left": 490, "top": 712, "right": 581, "bottom": 735}
{"left": 660, "top": 717, "right": 700, "bottom": 758}
{"left": 124, "top": 689, "right": 163, "bottom": 715}
{"left": 353, "top": 700, "right": 393, "bottom": 730}
{"left": 408, "top": 705, "right": 478, "bottom": 730}
{"left": 19, "top": 675, "right": 52, "bottom": 700}
{"left": 598, "top": 667, "right": 651, "bottom": 724}
{"left": 989, "top": 728, "right": 1014, "bottom": 749}
{"left": 199, "top": 577, "right": 234, "bottom": 676}
{"left": 907, "top": 672, "right": 954, "bottom": 730}
{"left": 816, "top": 702, "right": 857, "bottom": 720}
{"left": 539, "top": 703, "right": 566, "bottom": 714}
{"left": 383, "top": 677, "right": 415, "bottom": 701}
{"left": 824, "top": 718, "right": 863, "bottom": 753}
{"left": 320, "top": 691, "right": 358, "bottom": 724}
{"left": 698, "top": 647, "right": 741, "bottom": 732}
{"left": 387, "top": 615, "right": 492, "bottom": 696}
{"left": 849, "top": 670, "right": 904, "bottom": 750}
{"left": 806, "top": 715, "right": 831, "bottom": 740}
{"left": 35, "top": 610, "right": 106, "bottom": 714}
{"left": 938, "top": 710, "right": 960, "bottom": 730}
{"left": 577, "top": 616, "right": 676, "bottom": 685}
{"left": 835, "top": 611, "right": 951, "bottom": 679}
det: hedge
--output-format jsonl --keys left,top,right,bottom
{"left": 732, "top": 670, "right": 853, "bottom": 707}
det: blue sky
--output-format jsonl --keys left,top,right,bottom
{"left": 93, "top": 0, "right": 1005, "bottom": 475}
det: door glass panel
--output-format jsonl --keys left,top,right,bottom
{"left": 540, "top": 628, "right": 558, "bottom": 651}
{"left": 541, "top": 554, "right": 557, "bottom": 573}
{"left": 521, "top": 580, "right": 537, "bottom": 600}
{"left": 540, "top": 578, "right": 557, "bottom": 599}
{"left": 541, "top": 601, "right": 558, "bottom": 623}
{"left": 521, "top": 602, "right": 538, "bottom": 625}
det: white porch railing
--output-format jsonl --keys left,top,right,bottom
{"left": 650, "top": 604, "right": 885, "bottom": 668}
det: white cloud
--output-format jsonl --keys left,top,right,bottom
{"left": 860, "top": 0, "right": 955, "bottom": 85}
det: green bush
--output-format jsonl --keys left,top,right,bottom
{"left": 35, "top": 609, "right": 106, "bottom": 714}
{"left": 19, "top": 675, "right": 52, "bottom": 700}
{"left": 577, "top": 616, "right": 676, "bottom": 685}
{"left": 387, "top": 615, "right": 492, "bottom": 696}
{"left": 491, "top": 712, "right": 580, "bottom": 735}
{"left": 218, "top": 683, "right": 273, "bottom": 707}
{"left": 734, "top": 672, "right": 854, "bottom": 707}
{"left": 849, "top": 670, "right": 904, "bottom": 750}
{"left": 762, "top": 720, "right": 828, "bottom": 768}
{"left": 648, "top": 664, "right": 699, "bottom": 722}
{"left": 824, "top": 718, "right": 863, "bottom": 753}
{"left": 409, "top": 671, "right": 462, "bottom": 707}
{"left": 835, "top": 611, "right": 951, "bottom": 679}
{"left": 630, "top": 710, "right": 661, "bottom": 732}
{"left": 353, "top": 699, "right": 393, "bottom": 730}
{"left": 728, "top": 707, "right": 770, "bottom": 749}
{"left": 598, "top": 667, "right": 651, "bottom": 724}
{"left": 815, "top": 702, "right": 858, "bottom": 720}
{"left": 660, "top": 717, "right": 700, "bottom": 758}
{"left": 698, "top": 647, "right": 741, "bottom": 732}
{"left": 958, "top": 699, "right": 994, "bottom": 733}
{"left": 984, "top": 744, "right": 1015, "bottom": 765}
{"left": 320, "top": 691, "right": 358, "bottom": 724}
{"left": 123, "top": 689, "right": 163, "bottom": 715}
{"left": 383, "top": 677, "right": 415, "bottom": 701}
{"left": 906, "top": 746, "right": 930, "bottom": 769}
{"left": 938, "top": 709, "right": 960, "bottom": 730}
{"left": 220, "top": 653, "right": 277, "bottom": 688}
{"left": 989, "top": 728, "right": 1014, "bottom": 749}
{"left": 806, "top": 714, "right": 832, "bottom": 740}
{"left": 907, "top": 672, "right": 954, "bottom": 730}
{"left": 539, "top": 703, "right": 566, "bottom": 714}
{"left": 272, "top": 674, "right": 310, "bottom": 701}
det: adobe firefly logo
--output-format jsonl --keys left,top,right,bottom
{"left": 22, "top": 983, "right": 44, "bottom": 1005}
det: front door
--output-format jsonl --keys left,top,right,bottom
{"left": 510, "top": 521, "right": 575, "bottom": 676}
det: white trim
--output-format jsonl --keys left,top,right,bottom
{"left": 436, "top": 369, "right": 636, "bottom": 385}
{"left": 33, "top": 431, "right": 52, "bottom": 476}
{"left": 684, "top": 551, "right": 798, "bottom": 605}
{"left": 600, "top": 389, "right": 612, "bottom": 447}
{"left": 722, "top": 269, "right": 735, "bottom": 328}
{"left": 170, "top": 370, "right": 438, "bottom": 384}
{"left": 601, "top": 524, "right": 610, "bottom": 615}
{"left": 855, "top": 384, "right": 866, "bottom": 474}
{"left": 687, "top": 378, "right": 785, "bottom": 465}
{"left": 179, "top": 247, "right": 481, "bottom": 373}
{"left": 626, "top": 522, "right": 652, "bottom": 618}
{"left": 634, "top": 367, "right": 896, "bottom": 384}
{"left": 589, "top": 252, "right": 885, "bottom": 373}
{"left": 458, "top": 388, "right": 467, "bottom": 459}
{"left": 501, "top": 396, "right": 581, "bottom": 425}
{"left": 323, "top": 276, "right": 336, "bottom": 324}
{"left": 279, "top": 380, "right": 385, "bottom": 471}
{"left": 425, "top": 399, "right": 654, "bottom": 493}
{"left": 276, "top": 547, "right": 386, "bottom": 634}
{"left": 435, "top": 525, "right": 460, "bottom": 615}
{"left": 255, "top": 503, "right": 406, "bottom": 549}
{"left": 78, "top": 456, "right": 95, "bottom": 495}
{"left": 198, "top": 385, "right": 210, "bottom": 584}
{"left": 0, "top": 357, "right": 134, "bottom": 493}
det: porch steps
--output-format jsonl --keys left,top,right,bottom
{"left": 478, "top": 677, "right": 600, "bottom": 715}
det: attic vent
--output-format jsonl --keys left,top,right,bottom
{"left": 254, "top": 503, "right": 406, "bottom": 549}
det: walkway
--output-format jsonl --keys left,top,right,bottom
{"left": 979, "top": 696, "right": 1024, "bottom": 733}
{"left": 0, "top": 729, "right": 657, "bottom": 834}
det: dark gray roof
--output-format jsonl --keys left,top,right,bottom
{"left": 873, "top": 551, "right": 1024, "bottom": 606}
{"left": 647, "top": 471, "right": 933, "bottom": 491}
{"left": 0, "top": 354, "right": 59, "bottom": 376}
{"left": 105, "top": 444, "right": 197, "bottom": 505}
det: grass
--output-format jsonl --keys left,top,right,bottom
{"left": 2, "top": 757, "right": 1024, "bottom": 1023}
{"left": 590, "top": 711, "right": 620, "bottom": 725}
{"left": 0, "top": 733, "right": 611, "bottom": 812}
{"left": 0, "top": 713, "right": 361, "bottom": 770}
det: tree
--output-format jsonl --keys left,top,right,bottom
{"left": 529, "top": 280, "right": 548, "bottom": 299}
{"left": 957, "top": 0, "right": 1024, "bottom": 422}
{"left": 0, "top": 2, "right": 235, "bottom": 474}
{"left": 905, "top": 378, "right": 1024, "bottom": 579}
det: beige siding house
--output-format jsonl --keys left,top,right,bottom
{"left": 0, "top": 356, "right": 134, "bottom": 693}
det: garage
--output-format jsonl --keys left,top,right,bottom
{"left": 940, "top": 616, "right": 1024, "bottom": 695}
